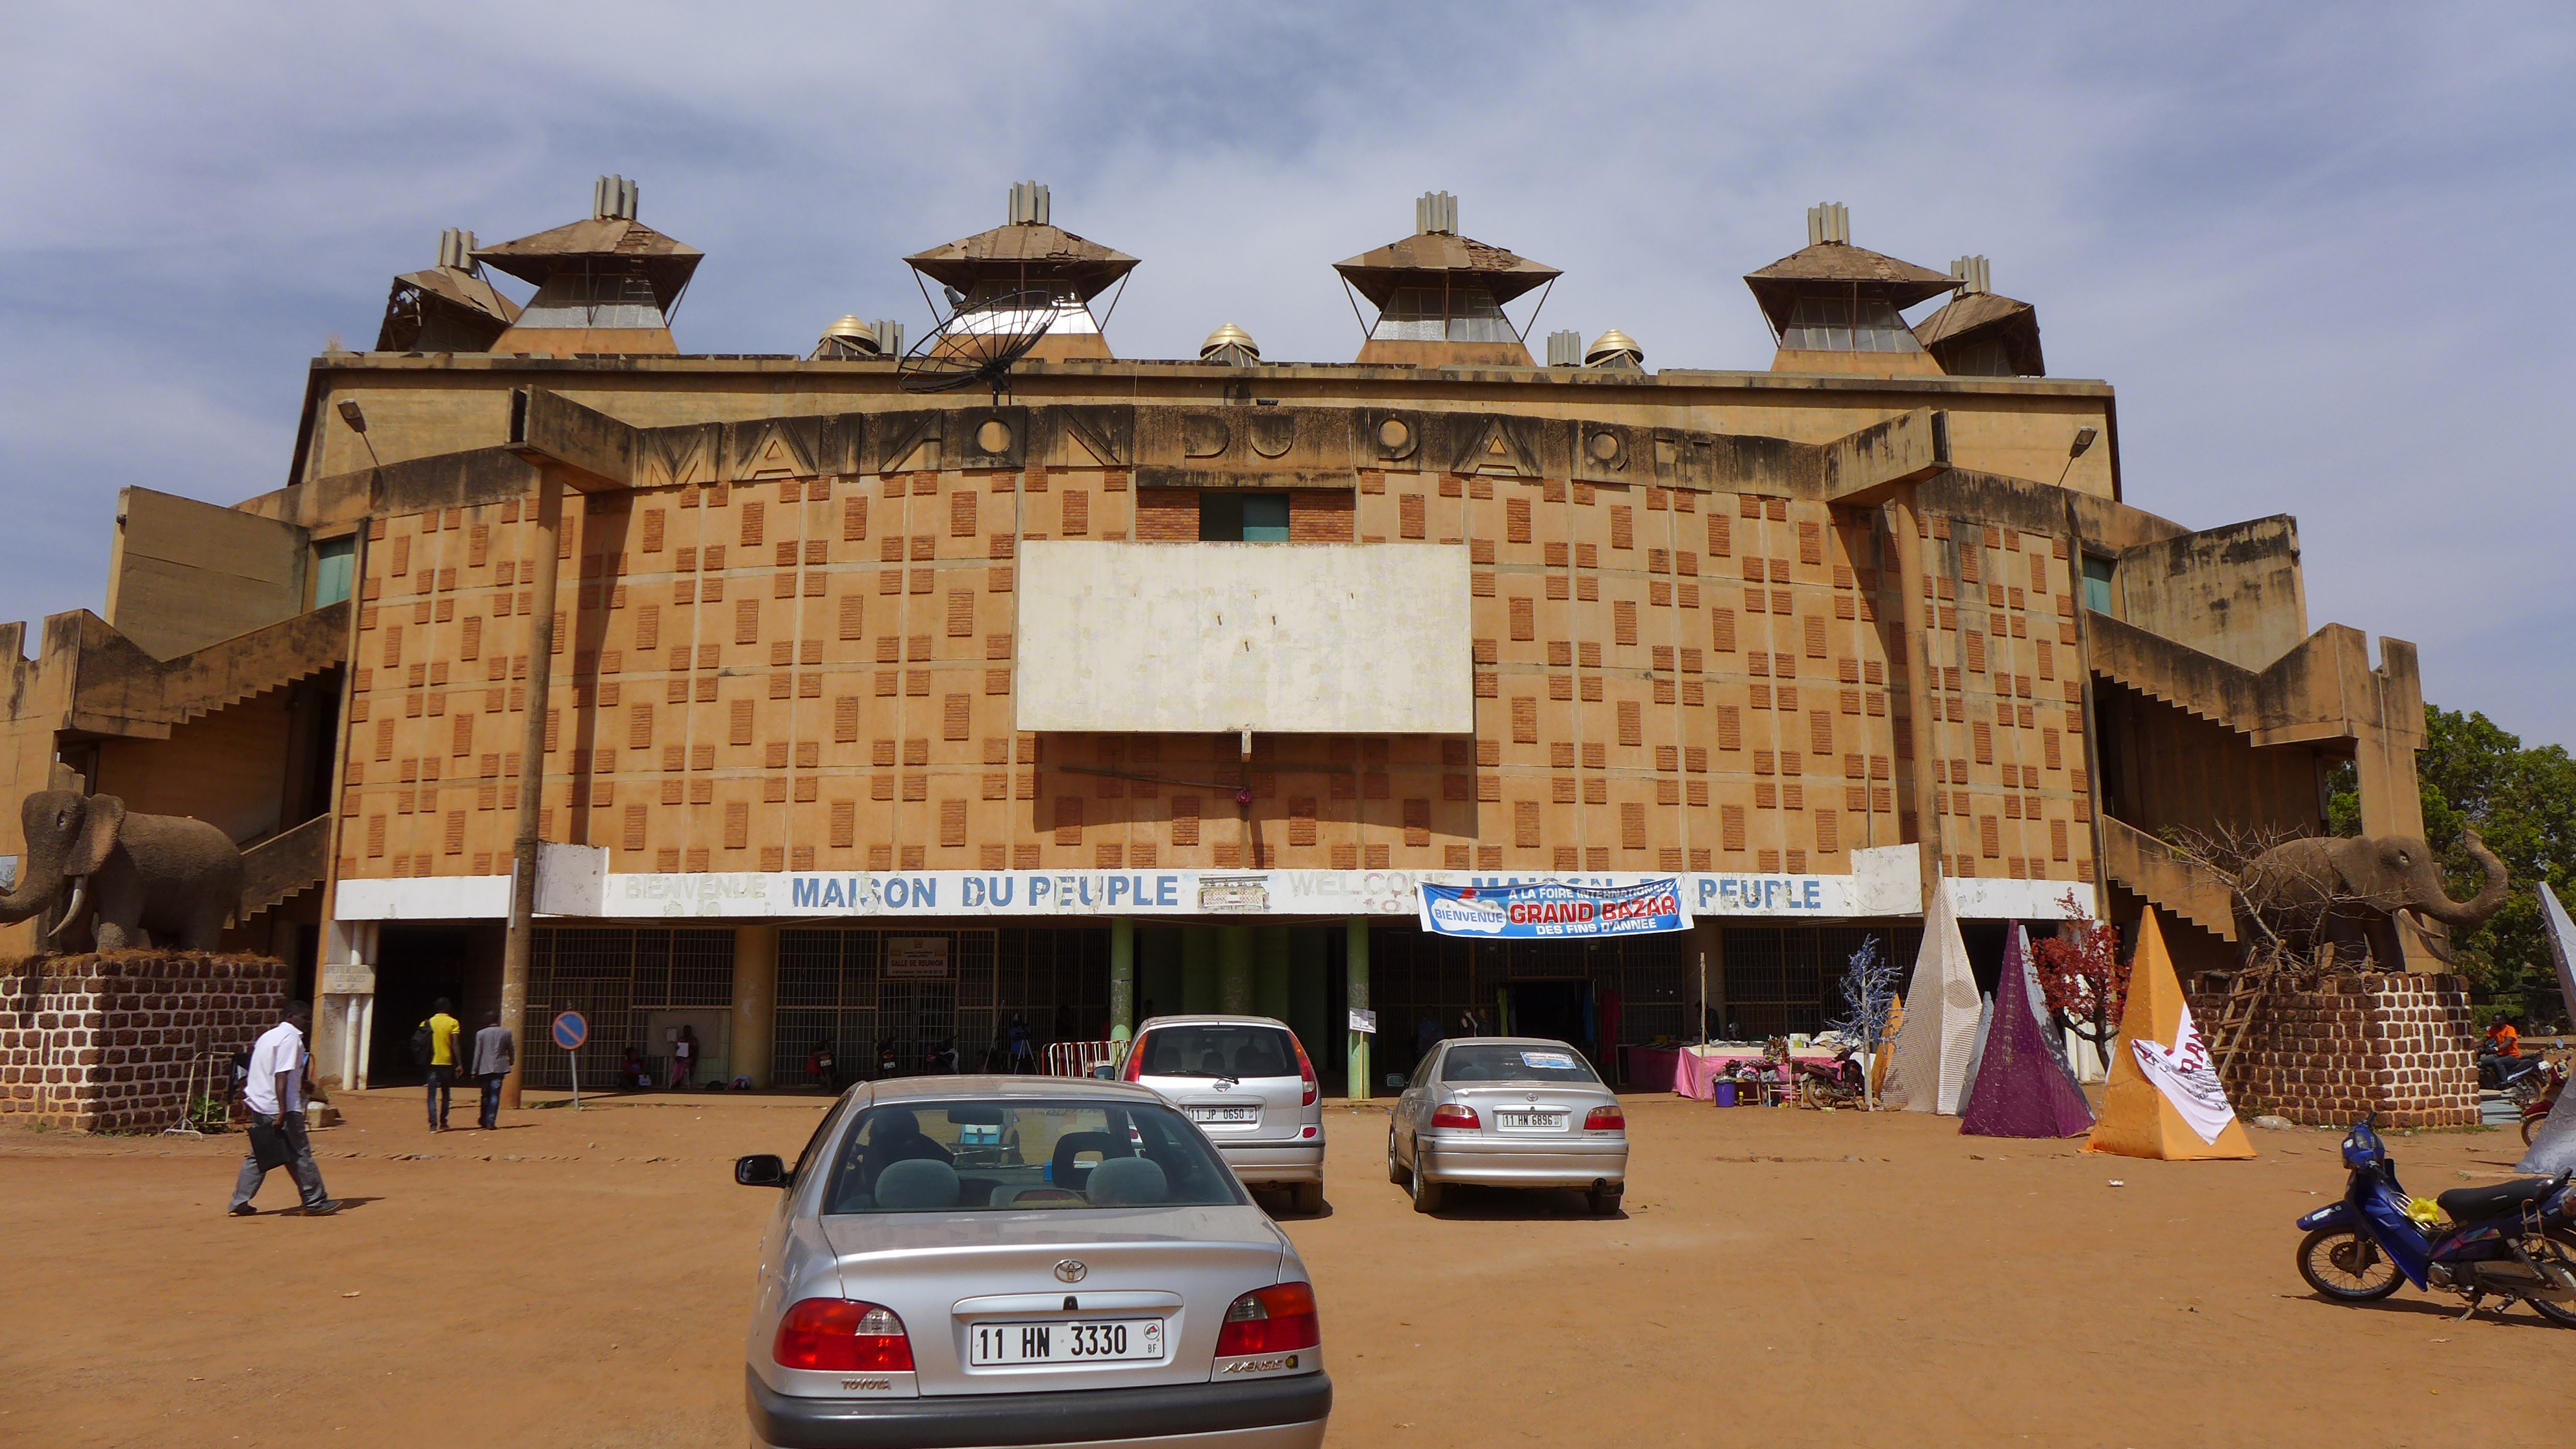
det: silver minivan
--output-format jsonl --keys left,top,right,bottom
{"left": 1124, "top": 1015, "right": 1326, "bottom": 1213}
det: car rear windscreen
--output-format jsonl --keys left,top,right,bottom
{"left": 1135, "top": 1023, "right": 1298, "bottom": 1081}
{"left": 822, "top": 1100, "right": 1246, "bottom": 1214}
{"left": 1441, "top": 1045, "right": 1601, "bottom": 1084}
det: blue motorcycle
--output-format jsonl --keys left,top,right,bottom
{"left": 2296, "top": 1115, "right": 2576, "bottom": 1324}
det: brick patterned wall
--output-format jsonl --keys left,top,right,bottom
{"left": 330, "top": 432, "right": 2096, "bottom": 884}
{"left": 0, "top": 954, "right": 287, "bottom": 1132}
{"left": 2190, "top": 971, "right": 2479, "bottom": 1128}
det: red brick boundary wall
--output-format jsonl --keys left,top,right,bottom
{"left": 2189, "top": 971, "right": 2479, "bottom": 1129}
{"left": 0, "top": 954, "right": 288, "bottom": 1132}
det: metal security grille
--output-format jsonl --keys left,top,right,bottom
{"left": 772, "top": 928, "right": 1103, "bottom": 1085}
{"left": 523, "top": 927, "right": 736, "bottom": 1090}
{"left": 1720, "top": 926, "right": 1922, "bottom": 1040}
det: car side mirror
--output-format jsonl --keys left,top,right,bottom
{"left": 1089, "top": 1063, "right": 1117, "bottom": 1079}
{"left": 735, "top": 1154, "right": 787, "bottom": 1188}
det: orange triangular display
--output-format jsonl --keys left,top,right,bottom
{"left": 2085, "top": 908, "right": 2256, "bottom": 1161}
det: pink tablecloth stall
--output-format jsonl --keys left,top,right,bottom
{"left": 1626, "top": 1046, "right": 1840, "bottom": 1101}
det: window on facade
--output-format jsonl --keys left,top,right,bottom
{"left": 1200, "top": 492, "right": 1290, "bottom": 542}
{"left": 312, "top": 535, "right": 357, "bottom": 607}
{"left": 1779, "top": 295, "right": 1922, "bottom": 353}
{"left": 2081, "top": 556, "right": 2115, "bottom": 615}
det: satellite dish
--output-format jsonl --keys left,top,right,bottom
{"left": 898, "top": 288, "right": 1058, "bottom": 398}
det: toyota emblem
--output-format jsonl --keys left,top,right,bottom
{"left": 1054, "top": 1259, "right": 1088, "bottom": 1284}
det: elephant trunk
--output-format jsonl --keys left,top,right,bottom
{"left": 0, "top": 866, "right": 64, "bottom": 927}
{"left": 2420, "top": 828, "right": 2511, "bottom": 928}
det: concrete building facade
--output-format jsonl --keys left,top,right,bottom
{"left": 0, "top": 186, "right": 2434, "bottom": 1100}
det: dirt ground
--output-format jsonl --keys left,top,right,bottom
{"left": 0, "top": 1085, "right": 2556, "bottom": 1449}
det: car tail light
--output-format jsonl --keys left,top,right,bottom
{"left": 1215, "top": 1282, "right": 1320, "bottom": 1357}
{"left": 1431, "top": 1104, "right": 1480, "bottom": 1130}
{"left": 1293, "top": 1035, "right": 1318, "bottom": 1106}
{"left": 773, "top": 1298, "right": 913, "bottom": 1372}
{"left": 1584, "top": 1105, "right": 1626, "bottom": 1132}
{"left": 1122, "top": 1032, "right": 1148, "bottom": 1082}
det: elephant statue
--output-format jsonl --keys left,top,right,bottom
{"left": 0, "top": 790, "right": 244, "bottom": 952}
{"left": 2236, "top": 828, "right": 2509, "bottom": 969}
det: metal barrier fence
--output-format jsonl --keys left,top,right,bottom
{"left": 1043, "top": 1040, "right": 1126, "bottom": 1078}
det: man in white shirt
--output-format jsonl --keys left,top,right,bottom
{"left": 227, "top": 1002, "right": 339, "bottom": 1217}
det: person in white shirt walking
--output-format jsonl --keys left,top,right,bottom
{"left": 227, "top": 1001, "right": 340, "bottom": 1217}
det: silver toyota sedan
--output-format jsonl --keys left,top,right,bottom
{"left": 736, "top": 1076, "right": 1331, "bottom": 1449}
{"left": 1386, "top": 1036, "right": 1628, "bottom": 1215}
{"left": 1123, "top": 1015, "right": 1326, "bottom": 1213}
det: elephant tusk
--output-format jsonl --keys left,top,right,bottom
{"left": 49, "top": 877, "right": 88, "bottom": 941}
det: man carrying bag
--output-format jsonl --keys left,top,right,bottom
{"left": 228, "top": 1001, "right": 340, "bottom": 1217}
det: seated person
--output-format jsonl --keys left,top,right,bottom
{"left": 861, "top": 1108, "right": 954, "bottom": 1189}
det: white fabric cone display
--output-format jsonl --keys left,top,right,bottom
{"left": 1958, "top": 993, "right": 1996, "bottom": 1106}
{"left": 2514, "top": 884, "right": 2576, "bottom": 1174}
{"left": 1884, "top": 883, "right": 1982, "bottom": 1114}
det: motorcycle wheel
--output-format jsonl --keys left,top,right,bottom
{"left": 2521, "top": 1229, "right": 2576, "bottom": 1328}
{"left": 2297, "top": 1226, "right": 2404, "bottom": 1302}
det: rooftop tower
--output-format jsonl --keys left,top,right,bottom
{"left": 1743, "top": 203, "right": 1951, "bottom": 377}
{"left": 372, "top": 228, "right": 519, "bottom": 353}
{"left": 1912, "top": 254, "right": 2047, "bottom": 377}
{"left": 1335, "top": 192, "right": 1558, "bottom": 367}
{"left": 474, "top": 176, "right": 702, "bottom": 355}
{"left": 902, "top": 182, "right": 1136, "bottom": 363}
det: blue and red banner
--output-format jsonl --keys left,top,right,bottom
{"left": 1416, "top": 879, "right": 1692, "bottom": 939}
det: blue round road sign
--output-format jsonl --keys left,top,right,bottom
{"left": 551, "top": 1011, "right": 588, "bottom": 1051}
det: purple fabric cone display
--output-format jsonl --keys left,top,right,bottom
{"left": 1960, "top": 924, "right": 2097, "bottom": 1138}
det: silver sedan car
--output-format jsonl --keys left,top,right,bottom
{"left": 736, "top": 1076, "right": 1331, "bottom": 1449}
{"left": 1387, "top": 1037, "right": 1628, "bottom": 1215}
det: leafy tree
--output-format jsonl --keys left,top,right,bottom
{"left": 2328, "top": 706, "right": 2576, "bottom": 1021}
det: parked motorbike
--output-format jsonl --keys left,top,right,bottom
{"left": 2295, "top": 1115, "right": 2576, "bottom": 1323}
{"left": 2492, "top": 1053, "right": 2551, "bottom": 1104}
{"left": 2520, "top": 1059, "right": 2568, "bottom": 1146}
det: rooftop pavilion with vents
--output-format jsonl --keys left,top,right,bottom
{"left": 371, "top": 228, "right": 519, "bottom": 353}
{"left": 1744, "top": 203, "right": 1956, "bottom": 378}
{"left": 902, "top": 182, "right": 1137, "bottom": 363}
{"left": 472, "top": 175, "right": 702, "bottom": 356}
{"left": 1335, "top": 192, "right": 1561, "bottom": 368}
{"left": 1911, "top": 254, "right": 2046, "bottom": 378}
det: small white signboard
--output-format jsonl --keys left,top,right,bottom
{"left": 885, "top": 936, "right": 952, "bottom": 980}
{"left": 1348, "top": 1008, "right": 1378, "bottom": 1035}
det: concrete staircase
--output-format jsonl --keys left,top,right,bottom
{"left": 239, "top": 814, "right": 331, "bottom": 917}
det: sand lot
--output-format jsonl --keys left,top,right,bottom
{"left": 0, "top": 1087, "right": 2552, "bottom": 1448}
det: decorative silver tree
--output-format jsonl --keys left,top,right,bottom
{"left": 1825, "top": 937, "right": 1900, "bottom": 1109}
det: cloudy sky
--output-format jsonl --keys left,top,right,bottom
{"left": 3, "top": 3, "right": 2568, "bottom": 745}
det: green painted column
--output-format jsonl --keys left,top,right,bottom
{"left": 1180, "top": 928, "right": 1219, "bottom": 1014}
{"left": 1218, "top": 925, "right": 1255, "bottom": 1014}
{"left": 1254, "top": 926, "right": 1293, "bottom": 1022}
{"left": 1109, "top": 917, "right": 1135, "bottom": 1043}
{"left": 1346, "top": 915, "right": 1371, "bottom": 1099}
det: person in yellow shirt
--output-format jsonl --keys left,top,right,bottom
{"left": 424, "top": 998, "right": 464, "bottom": 1132}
